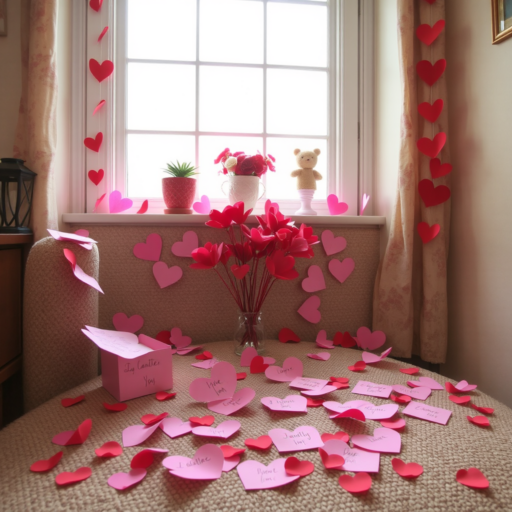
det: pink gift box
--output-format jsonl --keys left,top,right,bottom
{"left": 82, "top": 326, "right": 173, "bottom": 401}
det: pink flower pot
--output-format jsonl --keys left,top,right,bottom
{"left": 162, "top": 177, "right": 196, "bottom": 214}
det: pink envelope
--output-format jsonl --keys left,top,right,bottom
{"left": 392, "top": 384, "right": 431, "bottom": 401}
{"left": 289, "top": 377, "right": 329, "bottom": 391}
{"left": 261, "top": 395, "right": 308, "bottom": 413}
{"left": 321, "top": 439, "right": 380, "bottom": 473}
{"left": 207, "top": 388, "right": 256, "bottom": 416}
{"left": 268, "top": 426, "right": 323, "bottom": 453}
{"left": 265, "top": 357, "right": 303, "bottom": 382}
{"left": 402, "top": 401, "right": 452, "bottom": 425}
{"left": 237, "top": 459, "right": 300, "bottom": 490}
{"left": 351, "top": 381, "right": 393, "bottom": 399}
{"left": 163, "top": 444, "right": 224, "bottom": 480}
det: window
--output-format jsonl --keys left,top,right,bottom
{"left": 73, "top": 0, "right": 371, "bottom": 216}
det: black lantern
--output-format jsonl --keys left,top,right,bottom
{"left": 0, "top": 158, "right": 36, "bottom": 234}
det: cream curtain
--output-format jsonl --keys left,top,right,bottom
{"left": 373, "top": 0, "right": 451, "bottom": 364}
{"left": 13, "top": 0, "right": 58, "bottom": 242}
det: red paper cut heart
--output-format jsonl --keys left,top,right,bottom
{"left": 52, "top": 418, "right": 92, "bottom": 446}
{"left": 55, "top": 467, "right": 92, "bottom": 486}
{"left": 467, "top": 415, "right": 490, "bottom": 428}
{"left": 189, "top": 415, "right": 215, "bottom": 426}
{"left": 400, "top": 367, "right": 419, "bottom": 375}
{"left": 307, "top": 398, "right": 324, "bottom": 407}
{"left": 445, "top": 382, "right": 463, "bottom": 393}
{"left": 137, "top": 200, "right": 149, "bottom": 214}
{"left": 61, "top": 395, "right": 85, "bottom": 408}
{"left": 30, "top": 451, "right": 63, "bottom": 472}
{"left": 430, "top": 158, "right": 453, "bottom": 179}
{"left": 130, "top": 449, "right": 167, "bottom": 469}
{"left": 89, "top": 0, "right": 103, "bottom": 12}
{"left": 93, "top": 99, "right": 106, "bottom": 116}
{"left": 250, "top": 355, "right": 269, "bottom": 374}
{"left": 456, "top": 468, "right": 489, "bottom": 489}
{"left": 416, "top": 20, "right": 445, "bottom": 46}
{"left": 380, "top": 417, "right": 406, "bottom": 430}
{"left": 348, "top": 361, "right": 366, "bottom": 372}
{"left": 221, "top": 445, "right": 246, "bottom": 458}
{"left": 98, "top": 26, "right": 109, "bottom": 42}
{"left": 319, "top": 448, "right": 345, "bottom": 469}
{"left": 155, "top": 330, "right": 171, "bottom": 344}
{"left": 103, "top": 402, "right": 127, "bottom": 412}
{"left": 449, "top": 395, "right": 471, "bottom": 405}
{"left": 236, "top": 372, "right": 247, "bottom": 381}
{"left": 417, "top": 132, "right": 446, "bottom": 158}
{"left": 155, "top": 391, "right": 176, "bottom": 401}
{"left": 338, "top": 472, "right": 372, "bottom": 493}
{"left": 89, "top": 58, "right": 114, "bottom": 83}
{"left": 84, "top": 132, "right": 103, "bottom": 152}
{"left": 141, "top": 412, "right": 168, "bottom": 426}
{"left": 321, "top": 431, "right": 350, "bottom": 443}
{"left": 231, "top": 264, "right": 250, "bottom": 280}
{"left": 332, "top": 409, "right": 366, "bottom": 421}
{"left": 390, "top": 394, "right": 411, "bottom": 404}
{"left": 284, "top": 457, "right": 314, "bottom": 477}
{"left": 418, "top": 99, "right": 444, "bottom": 122}
{"left": 417, "top": 222, "right": 441, "bottom": 244}
{"left": 331, "top": 382, "right": 349, "bottom": 390}
{"left": 195, "top": 351, "right": 213, "bottom": 360}
{"left": 278, "top": 327, "right": 300, "bottom": 343}
{"left": 392, "top": 458, "right": 423, "bottom": 479}
{"left": 471, "top": 404, "right": 494, "bottom": 415}
{"left": 88, "top": 169, "right": 104, "bottom": 186}
{"left": 330, "top": 377, "right": 349, "bottom": 384}
{"left": 244, "top": 435, "right": 272, "bottom": 450}
{"left": 95, "top": 441, "right": 122, "bottom": 458}
{"left": 416, "top": 59, "right": 446, "bottom": 86}
{"left": 418, "top": 179, "right": 451, "bottom": 207}
{"left": 333, "top": 331, "right": 357, "bottom": 347}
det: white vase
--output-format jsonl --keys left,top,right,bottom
{"left": 295, "top": 189, "right": 317, "bottom": 215}
{"left": 221, "top": 175, "right": 265, "bottom": 211}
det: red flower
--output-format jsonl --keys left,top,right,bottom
{"left": 214, "top": 148, "right": 231, "bottom": 164}
{"left": 206, "top": 206, "right": 233, "bottom": 229}
{"left": 228, "top": 242, "right": 253, "bottom": 264}
{"left": 229, "top": 201, "right": 252, "bottom": 225}
{"left": 237, "top": 154, "right": 268, "bottom": 177}
{"left": 257, "top": 206, "right": 292, "bottom": 233}
{"left": 191, "top": 242, "right": 224, "bottom": 269}
{"left": 220, "top": 244, "right": 232, "bottom": 265}
{"left": 246, "top": 228, "right": 275, "bottom": 252}
{"left": 266, "top": 154, "right": 276, "bottom": 172}
{"left": 266, "top": 250, "right": 298, "bottom": 280}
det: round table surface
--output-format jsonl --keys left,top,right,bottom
{"left": 1, "top": 340, "right": 511, "bottom": 512}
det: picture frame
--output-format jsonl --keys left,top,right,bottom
{"left": 491, "top": 0, "right": 512, "bottom": 44}
{"left": 0, "top": 0, "right": 6, "bottom": 37}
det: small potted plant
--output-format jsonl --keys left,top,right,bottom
{"left": 162, "top": 161, "right": 198, "bottom": 214}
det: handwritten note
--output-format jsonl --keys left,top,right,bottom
{"left": 268, "top": 426, "right": 323, "bottom": 453}
{"left": 82, "top": 326, "right": 153, "bottom": 359}
{"left": 289, "top": 377, "right": 329, "bottom": 391}
{"left": 351, "top": 381, "right": 393, "bottom": 399}
{"left": 402, "top": 402, "right": 452, "bottom": 425}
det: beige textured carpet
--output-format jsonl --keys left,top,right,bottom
{"left": 1, "top": 340, "right": 511, "bottom": 511}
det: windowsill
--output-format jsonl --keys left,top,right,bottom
{"left": 63, "top": 213, "right": 385, "bottom": 227}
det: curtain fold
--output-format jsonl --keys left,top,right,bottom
{"left": 373, "top": 0, "right": 451, "bottom": 364}
{"left": 13, "top": 0, "right": 58, "bottom": 242}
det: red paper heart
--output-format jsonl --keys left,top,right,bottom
{"left": 467, "top": 415, "right": 490, "bottom": 428}
{"left": 83, "top": 132, "right": 103, "bottom": 152}
{"left": 98, "top": 26, "right": 109, "bottom": 42}
{"left": 331, "top": 381, "right": 349, "bottom": 390}
{"left": 380, "top": 417, "right": 406, "bottom": 430}
{"left": 95, "top": 441, "right": 122, "bottom": 458}
{"left": 130, "top": 449, "right": 163, "bottom": 469}
{"left": 88, "top": 169, "right": 104, "bottom": 186}
{"left": 55, "top": 467, "right": 92, "bottom": 486}
{"left": 236, "top": 372, "right": 247, "bottom": 381}
{"left": 30, "top": 451, "right": 63, "bottom": 472}
{"left": 456, "top": 468, "right": 489, "bottom": 489}
{"left": 390, "top": 394, "right": 411, "bottom": 404}
{"left": 418, "top": 179, "right": 451, "bottom": 207}
{"left": 471, "top": 404, "right": 494, "bottom": 415}
{"left": 89, "top": 58, "right": 114, "bottom": 83}
{"left": 330, "top": 377, "right": 349, "bottom": 384}
{"left": 284, "top": 457, "right": 314, "bottom": 477}
{"left": 417, "top": 132, "right": 446, "bottom": 158}
{"left": 321, "top": 431, "right": 350, "bottom": 443}
{"left": 155, "top": 391, "right": 176, "bottom": 401}
{"left": 278, "top": 327, "right": 300, "bottom": 343}
{"left": 348, "top": 361, "right": 366, "bottom": 372}
{"left": 307, "top": 398, "right": 324, "bottom": 407}
{"left": 400, "top": 367, "right": 419, "bottom": 375}
{"left": 155, "top": 330, "right": 171, "bottom": 344}
{"left": 141, "top": 412, "right": 168, "bottom": 426}
{"left": 319, "top": 448, "right": 345, "bottom": 469}
{"left": 93, "top": 99, "right": 106, "bottom": 116}
{"left": 416, "top": 20, "right": 445, "bottom": 46}
{"left": 445, "top": 382, "right": 463, "bottom": 393}
{"left": 103, "top": 402, "right": 127, "bottom": 412}
{"left": 250, "top": 355, "right": 269, "bottom": 374}
{"left": 392, "top": 458, "right": 423, "bottom": 478}
{"left": 189, "top": 415, "right": 215, "bottom": 426}
{"left": 449, "top": 395, "right": 471, "bottom": 405}
{"left": 417, "top": 222, "right": 441, "bottom": 244}
{"left": 338, "top": 472, "right": 372, "bottom": 493}
{"left": 416, "top": 59, "right": 446, "bottom": 86}
{"left": 333, "top": 331, "right": 357, "bottom": 348}
{"left": 89, "top": 0, "right": 103, "bottom": 12}
{"left": 332, "top": 409, "right": 366, "bottom": 421}
{"left": 430, "top": 158, "right": 453, "bottom": 179}
{"left": 61, "top": 395, "right": 85, "bottom": 408}
{"left": 220, "top": 445, "right": 246, "bottom": 458}
{"left": 195, "top": 351, "right": 213, "bottom": 360}
{"left": 244, "top": 435, "right": 272, "bottom": 450}
{"left": 231, "top": 264, "right": 250, "bottom": 280}
{"left": 137, "top": 200, "right": 149, "bottom": 214}
{"left": 418, "top": 99, "right": 444, "bottom": 122}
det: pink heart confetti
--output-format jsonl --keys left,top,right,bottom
{"left": 321, "top": 439, "right": 380, "bottom": 473}
{"left": 407, "top": 376, "right": 443, "bottom": 390}
{"left": 307, "top": 352, "right": 331, "bottom": 361}
{"left": 95, "top": 441, "right": 122, "bottom": 458}
{"left": 268, "top": 426, "right": 323, "bottom": 453}
{"left": 122, "top": 420, "right": 163, "bottom": 447}
{"left": 159, "top": 417, "right": 193, "bottom": 438}
{"left": 108, "top": 468, "right": 146, "bottom": 490}
{"left": 327, "top": 194, "right": 349, "bottom": 215}
{"left": 362, "top": 347, "right": 392, "bottom": 364}
{"left": 171, "top": 231, "right": 199, "bottom": 257}
{"left": 189, "top": 361, "right": 237, "bottom": 402}
{"left": 321, "top": 230, "right": 347, "bottom": 256}
{"left": 109, "top": 190, "right": 133, "bottom": 213}
{"left": 207, "top": 388, "right": 256, "bottom": 416}
{"left": 380, "top": 417, "right": 406, "bottom": 430}
{"left": 163, "top": 444, "right": 224, "bottom": 480}
{"left": 315, "top": 330, "right": 334, "bottom": 349}
{"left": 237, "top": 459, "right": 300, "bottom": 490}
{"left": 222, "top": 455, "right": 241, "bottom": 472}
{"left": 240, "top": 346, "right": 258, "bottom": 367}
{"left": 133, "top": 233, "right": 162, "bottom": 261}
{"left": 152, "top": 262, "right": 183, "bottom": 288}
{"left": 352, "top": 381, "right": 393, "bottom": 399}
{"left": 192, "top": 420, "right": 241, "bottom": 439}
{"left": 297, "top": 295, "right": 321, "bottom": 323}
{"left": 392, "top": 384, "right": 431, "bottom": 401}
{"left": 265, "top": 357, "right": 303, "bottom": 382}
{"left": 328, "top": 258, "right": 355, "bottom": 284}
{"left": 289, "top": 377, "right": 329, "bottom": 391}
{"left": 192, "top": 195, "right": 211, "bottom": 214}
{"left": 351, "top": 427, "right": 401, "bottom": 454}
{"left": 261, "top": 395, "right": 308, "bottom": 413}
{"left": 130, "top": 448, "right": 168, "bottom": 469}
{"left": 324, "top": 400, "right": 398, "bottom": 421}
{"left": 52, "top": 419, "right": 92, "bottom": 446}
{"left": 301, "top": 265, "right": 326, "bottom": 293}
{"left": 356, "top": 327, "right": 386, "bottom": 350}
{"left": 169, "top": 327, "right": 192, "bottom": 349}
{"left": 301, "top": 384, "right": 338, "bottom": 397}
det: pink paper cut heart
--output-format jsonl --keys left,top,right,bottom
{"left": 133, "top": 233, "right": 162, "bottom": 261}
{"left": 407, "top": 376, "right": 443, "bottom": 390}
{"left": 240, "top": 346, "right": 258, "bottom": 367}
{"left": 321, "top": 230, "right": 347, "bottom": 256}
{"left": 112, "top": 313, "right": 144, "bottom": 333}
{"left": 329, "top": 258, "right": 355, "bottom": 284}
{"left": 237, "top": 459, "right": 300, "bottom": 490}
{"left": 109, "top": 190, "right": 133, "bottom": 213}
{"left": 192, "top": 358, "right": 219, "bottom": 369}
{"left": 207, "top": 388, "right": 256, "bottom": 416}
{"left": 153, "top": 262, "right": 183, "bottom": 288}
{"left": 298, "top": 296, "right": 321, "bottom": 323}
{"left": 108, "top": 468, "right": 146, "bottom": 490}
{"left": 316, "top": 330, "right": 334, "bottom": 349}
{"left": 351, "top": 427, "right": 401, "bottom": 454}
{"left": 159, "top": 417, "right": 193, "bottom": 439}
{"left": 193, "top": 195, "right": 211, "bottom": 214}
{"left": 307, "top": 352, "right": 331, "bottom": 361}
{"left": 169, "top": 327, "right": 192, "bottom": 349}
{"left": 301, "top": 384, "right": 338, "bottom": 396}
{"left": 362, "top": 347, "right": 392, "bottom": 364}
{"left": 189, "top": 361, "right": 237, "bottom": 402}
{"left": 265, "top": 357, "right": 303, "bottom": 382}
{"left": 192, "top": 420, "right": 241, "bottom": 439}
{"left": 321, "top": 439, "right": 380, "bottom": 473}
{"left": 222, "top": 455, "right": 240, "bottom": 472}
{"left": 327, "top": 194, "right": 349, "bottom": 215}
{"left": 356, "top": 327, "right": 386, "bottom": 350}
{"left": 261, "top": 395, "right": 308, "bottom": 413}
{"left": 302, "top": 265, "right": 326, "bottom": 293}
{"left": 324, "top": 400, "right": 398, "bottom": 421}
{"left": 360, "top": 193, "right": 370, "bottom": 215}
{"left": 122, "top": 420, "right": 163, "bottom": 447}
{"left": 268, "top": 426, "right": 323, "bottom": 453}
{"left": 454, "top": 380, "right": 478, "bottom": 392}
{"left": 290, "top": 377, "right": 329, "bottom": 391}
{"left": 52, "top": 419, "right": 92, "bottom": 446}
{"left": 163, "top": 444, "right": 224, "bottom": 480}
{"left": 171, "top": 231, "right": 199, "bottom": 258}
{"left": 176, "top": 345, "right": 202, "bottom": 355}
{"left": 263, "top": 356, "right": 276, "bottom": 365}
{"left": 392, "top": 384, "right": 431, "bottom": 401}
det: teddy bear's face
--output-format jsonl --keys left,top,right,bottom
{"left": 296, "top": 151, "right": 318, "bottom": 169}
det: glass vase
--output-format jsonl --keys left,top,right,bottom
{"left": 234, "top": 311, "right": 265, "bottom": 355}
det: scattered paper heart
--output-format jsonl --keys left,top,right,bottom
{"left": 307, "top": 352, "right": 331, "bottom": 361}
{"left": 402, "top": 402, "right": 452, "bottom": 425}
{"left": 192, "top": 420, "right": 241, "bottom": 439}
{"left": 171, "top": 231, "right": 199, "bottom": 257}
{"left": 327, "top": 194, "right": 349, "bottom": 215}
{"left": 321, "top": 230, "right": 347, "bottom": 256}
{"left": 55, "top": 467, "right": 92, "bottom": 486}
{"left": 407, "top": 376, "right": 443, "bottom": 390}
{"left": 131, "top": 448, "right": 168, "bottom": 469}
{"left": 362, "top": 347, "right": 392, "bottom": 364}
{"left": 30, "top": 451, "right": 63, "bottom": 472}
{"left": 189, "top": 415, "right": 215, "bottom": 426}
{"left": 400, "top": 367, "right": 419, "bottom": 375}
{"left": 141, "top": 412, "right": 169, "bottom": 426}
{"left": 268, "top": 426, "right": 323, "bottom": 453}
{"left": 95, "top": 441, "right": 123, "bottom": 458}
{"left": 237, "top": 459, "right": 300, "bottom": 490}
{"left": 302, "top": 265, "right": 326, "bottom": 292}
{"left": 391, "top": 384, "right": 431, "bottom": 401}
{"left": 307, "top": 398, "right": 324, "bottom": 407}
{"left": 195, "top": 351, "right": 213, "bottom": 360}
{"left": 108, "top": 468, "right": 146, "bottom": 490}
{"left": 265, "top": 357, "right": 303, "bottom": 383}
{"left": 297, "top": 295, "right": 321, "bottom": 323}
{"left": 52, "top": 419, "right": 92, "bottom": 446}
{"left": 278, "top": 327, "right": 300, "bottom": 343}
{"left": 348, "top": 361, "right": 366, "bottom": 372}
{"left": 208, "top": 388, "right": 256, "bottom": 416}
{"left": 380, "top": 417, "right": 406, "bottom": 430}
{"left": 237, "top": 372, "right": 246, "bottom": 380}
{"left": 356, "top": 327, "right": 386, "bottom": 350}
{"left": 392, "top": 458, "right": 423, "bottom": 479}
{"left": 330, "top": 377, "right": 349, "bottom": 384}
{"left": 454, "top": 380, "right": 478, "bottom": 392}
{"left": 289, "top": 377, "right": 329, "bottom": 391}
{"left": 390, "top": 394, "right": 411, "bottom": 404}
{"left": 470, "top": 404, "right": 494, "bottom": 415}
{"left": 338, "top": 472, "right": 372, "bottom": 494}
{"left": 113, "top": 312, "right": 144, "bottom": 333}
{"left": 163, "top": 445, "right": 224, "bottom": 480}
{"left": 133, "top": 233, "right": 162, "bottom": 262}
{"left": 284, "top": 457, "right": 314, "bottom": 477}
{"left": 220, "top": 445, "right": 245, "bottom": 459}
{"left": 61, "top": 395, "right": 85, "bottom": 408}
{"left": 467, "top": 415, "right": 490, "bottom": 428}
{"left": 261, "top": 395, "right": 308, "bottom": 413}
{"left": 321, "top": 432, "right": 349, "bottom": 443}
{"left": 153, "top": 262, "right": 183, "bottom": 288}
{"left": 222, "top": 455, "right": 241, "bottom": 472}
{"left": 449, "top": 395, "right": 471, "bottom": 405}
{"left": 352, "top": 428, "right": 401, "bottom": 454}
{"left": 160, "top": 417, "right": 193, "bottom": 439}
{"left": 322, "top": 440, "right": 379, "bottom": 473}
{"left": 315, "top": 330, "right": 334, "bottom": 349}
{"left": 122, "top": 420, "right": 163, "bottom": 447}
{"left": 301, "top": 384, "right": 338, "bottom": 397}
{"left": 192, "top": 195, "right": 211, "bottom": 214}
{"left": 328, "top": 258, "right": 355, "bottom": 284}
{"left": 333, "top": 331, "right": 357, "bottom": 347}
{"left": 250, "top": 356, "right": 269, "bottom": 374}
{"left": 244, "top": 435, "right": 273, "bottom": 450}
{"left": 319, "top": 448, "right": 345, "bottom": 469}
{"left": 456, "top": 468, "right": 489, "bottom": 489}
{"left": 155, "top": 391, "right": 176, "bottom": 401}
{"left": 88, "top": 169, "right": 104, "bottom": 186}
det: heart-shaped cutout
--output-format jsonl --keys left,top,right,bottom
{"left": 407, "top": 376, "right": 443, "bottom": 390}
{"left": 307, "top": 398, "right": 324, "bottom": 407}
{"left": 122, "top": 420, "right": 163, "bottom": 447}
{"left": 61, "top": 395, "right": 85, "bottom": 408}
{"left": 297, "top": 295, "right": 321, "bottom": 323}
{"left": 152, "top": 262, "right": 183, "bottom": 288}
{"left": 88, "top": 169, "right": 104, "bottom": 186}
{"left": 163, "top": 444, "right": 224, "bottom": 480}
{"left": 108, "top": 468, "right": 146, "bottom": 490}
{"left": 417, "top": 132, "right": 447, "bottom": 158}
{"left": 327, "top": 194, "right": 349, "bottom": 215}
{"left": 169, "top": 327, "right": 191, "bottom": 349}
{"left": 133, "top": 233, "right": 162, "bottom": 261}
{"left": 284, "top": 457, "right": 314, "bottom": 477}
{"left": 113, "top": 312, "right": 144, "bottom": 333}
{"left": 155, "top": 391, "right": 176, "bottom": 401}
{"left": 471, "top": 404, "right": 494, "bottom": 415}
{"left": 159, "top": 417, "right": 193, "bottom": 439}
{"left": 52, "top": 419, "right": 92, "bottom": 446}
{"left": 328, "top": 258, "right": 355, "bottom": 284}
{"left": 240, "top": 346, "right": 258, "bottom": 366}
{"left": 449, "top": 395, "right": 471, "bottom": 405}
{"left": 338, "top": 472, "right": 372, "bottom": 493}
{"left": 416, "top": 20, "right": 445, "bottom": 46}
{"left": 302, "top": 265, "right": 326, "bottom": 292}
{"left": 84, "top": 132, "right": 103, "bottom": 152}
{"left": 171, "top": 231, "right": 198, "bottom": 257}
{"left": 321, "top": 230, "right": 347, "bottom": 256}
{"left": 98, "top": 26, "right": 108, "bottom": 42}
{"left": 244, "top": 435, "right": 273, "bottom": 450}
{"left": 356, "top": 326, "right": 386, "bottom": 350}
{"left": 237, "top": 459, "right": 300, "bottom": 490}
{"left": 400, "top": 367, "right": 419, "bottom": 375}
{"left": 352, "top": 428, "right": 401, "bottom": 453}
{"left": 192, "top": 195, "right": 211, "bottom": 214}
{"left": 109, "top": 190, "right": 133, "bottom": 213}
{"left": 265, "top": 357, "right": 303, "bottom": 382}
{"left": 195, "top": 351, "right": 213, "bottom": 360}
{"left": 268, "top": 426, "right": 323, "bottom": 453}
{"left": 319, "top": 448, "right": 345, "bottom": 469}
{"left": 141, "top": 412, "right": 169, "bottom": 426}
{"left": 30, "top": 451, "right": 63, "bottom": 472}
{"left": 467, "top": 415, "right": 490, "bottom": 428}
{"left": 55, "top": 467, "right": 92, "bottom": 486}
{"left": 322, "top": 440, "right": 379, "bottom": 473}
{"left": 237, "top": 372, "right": 247, "bottom": 380}
{"left": 189, "top": 361, "right": 237, "bottom": 402}
{"left": 390, "top": 394, "right": 411, "bottom": 404}
{"left": 130, "top": 448, "right": 167, "bottom": 469}
{"left": 380, "top": 417, "right": 406, "bottom": 430}
{"left": 103, "top": 402, "right": 128, "bottom": 411}
{"left": 278, "top": 327, "right": 300, "bottom": 343}
{"left": 348, "top": 361, "right": 366, "bottom": 372}
{"left": 301, "top": 384, "right": 338, "bottom": 397}
{"left": 416, "top": 59, "right": 446, "bottom": 86}
{"left": 419, "top": 179, "right": 451, "bottom": 207}
{"left": 316, "top": 330, "right": 334, "bottom": 349}
{"left": 392, "top": 384, "right": 431, "bottom": 401}
{"left": 222, "top": 455, "right": 241, "bottom": 472}
{"left": 333, "top": 331, "right": 357, "bottom": 347}
{"left": 136, "top": 200, "right": 148, "bottom": 214}
{"left": 95, "top": 441, "right": 123, "bottom": 458}
{"left": 456, "top": 468, "right": 489, "bottom": 489}
{"left": 430, "top": 158, "right": 453, "bottom": 179}
{"left": 362, "top": 347, "right": 392, "bottom": 364}
{"left": 208, "top": 388, "right": 256, "bottom": 416}
{"left": 417, "top": 222, "right": 441, "bottom": 243}
{"left": 189, "top": 415, "right": 215, "bottom": 426}
{"left": 221, "top": 445, "right": 245, "bottom": 458}
{"left": 89, "top": 0, "right": 103, "bottom": 12}
{"left": 261, "top": 395, "right": 308, "bottom": 413}
{"left": 93, "top": 99, "right": 106, "bottom": 115}
{"left": 418, "top": 99, "right": 444, "bottom": 124}
{"left": 89, "top": 58, "right": 114, "bottom": 82}
{"left": 307, "top": 352, "right": 331, "bottom": 361}
{"left": 192, "top": 420, "right": 241, "bottom": 439}
{"left": 392, "top": 458, "right": 423, "bottom": 479}
{"left": 321, "top": 431, "right": 349, "bottom": 443}
{"left": 250, "top": 355, "right": 269, "bottom": 374}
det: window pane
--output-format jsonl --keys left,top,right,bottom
{"left": 198, "top": 136, "right": 263, "bottom": 199}
{"left": 267, "top": 69, "right": 327, "bottom": 136}
{"left": 267, "top": 3, "right": 327, "bottom": 67}
{"left": 200, "top": 66, "right": 263, "bottom": 133}
{"left": 127, "top": 0, "right": 196, "bottom": 61}
{"left": 126, "top": 134, "right": 196, "bottom": 198}
{"left": 266, "top": 138, "right": 328, "bottom": 200}
{"left": 127, "top": 63, "right": 196, "bottom": 131}
{"left": 200, "top": 0, "right": 263, "bottom": 64}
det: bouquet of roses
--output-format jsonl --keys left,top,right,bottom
{"left": 214, "top": 148, "right": 276, "bottom": 178}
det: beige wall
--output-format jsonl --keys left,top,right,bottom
{"left": 442, "top": 0, "right": 512, "bottom": 407}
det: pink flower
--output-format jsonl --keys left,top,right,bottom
{"left": 191, "top": 242, "right": 224, "bottom": 269}
{"left": 214, "top": 148, "right": 231, "bottom": 164}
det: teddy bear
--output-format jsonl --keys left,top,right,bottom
{"left": 290, "top": 148, "right": 322, "bottom": 190}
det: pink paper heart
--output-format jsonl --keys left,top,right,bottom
{"left": 153, "top": 262, "right": 183, "bottom": 288}
{"left": 298, "top": 296, "right": 321, "bottom": 323}
{"left": 169, "top": 327, "right": 192, "bottom": 349}
{"left": 381, "top": 417, "right": 406, "bottom": 430}
{"left": 112, "top": 313, "right": 144, "bottom": 333}
{"left": 133, "top": 233, "right": 162, "bottom": 261}
{"left": 192, "top": 358, "right": 219, "bottom": 369}
{"left": 192, "top": 195, "right": 211, "bottom": 214}
{"left": 108, "top": 468, "right": 146, "bottom": 490}
{"left": 109, "top": 190, "right": 133, "bottom": 213}
{"left": 263, "top": 356, "right": 276, "bottom": 365}
{"left": 316, "top": 330, "right": 334, "bottom": 349}
{"left": 307, "top": 352, "right": 331, "bottom": 361}
{"left": 52, "top": 419, "right": 92, "bottom": 446}
{"left": 222, "top": 455, "right": 241, "bottom": 472}
{"left": 268, "top": 426, "right": 323, "bottom": 453}
{"left": 265, "top": 357, "right": 303, "bottom": 382}
{"left": 454, "top": 380, "right": 478, "bottom": 392}
{"left": 329, "top": 258, "right": 355, "bottom": 284}
{"left": 321, "top": 439, "right": 380, "bottom": 473}
{"left": 407, "top": 376, "right": 443, "bottom": 390}
{"left": 171, "top": 231, "right": 199, "bottom": 257}
{"left": 356, "top": 327, "right": 386, "bottom": 350}
{"left": 324, "top": 400, "right": 398, "bottom": 421}
{"left": 163, "top": 444, "right": 224, "bottom": 480}
{"left": 261, "top": 395, "right": 308, "bottom": 413}
{"left": 159, "top": 417, "right": 193, "bottom": 439}
{"left": 237, "top": 459, "right": 300, "bottom": 490}
{"left": 240, "top": 346, "right": 258, "bottom": 367}
{"left": 362, "top": 347, "right": 392, "bottom": 364}
{"left": 327, "top": 194, "right": 349, "bottom": 215}
{"left": 301, "top": 265, "right": 326, "bottom": 293}
{"left": 321, "top": 230, "right": 347, "bottom": 256}
{"left": 122, "top": 420, "right": 163, "bottom": 447}
{"left": 192, "top": 420, "right": 241, "bottom": 439}
{"left": 189, "top": 361, "right": 237, "bottom": 402}
{"left": 290, "top": 377, "right": 329, "bottom": 391}
{"left": 207, "top": 388, "right": 256, "bottom": 416}
{"left": 301, "top": 384, "right": 338, "bottom": 396}
{"left": 351, "top": 427, "right": 401, "bottom": 454}
{"left": 392, "top": 384, "right": 431, "bottom": 401}
{"left": 360, "top": 193, "right": 370, "bottom": 215}
{"left": 351, "top": 380, "right": 392, "bottom": 398}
